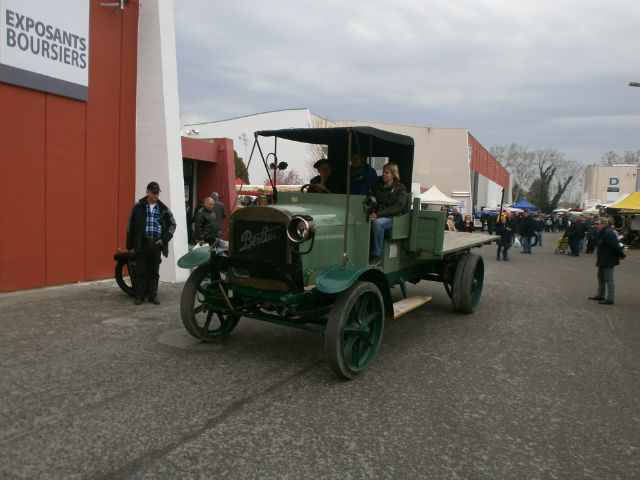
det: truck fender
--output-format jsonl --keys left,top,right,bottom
{"left": 315, "top": 265, "right": 393, "bottom": 316}
{"left": 315, "top": 264, "right": 370, "bottom": 294}
{"left": 177, "top": 246, "right": 226, "bottom": 269}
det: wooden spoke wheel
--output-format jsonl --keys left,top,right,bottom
{"left": 324, "top": 281, "right": 384, "bottom": 379}
{"left": 180, "top": 263, "right": 239, "bottom": 341}
{"left": 451, "top": 253, "right": 484, "bottom": 313}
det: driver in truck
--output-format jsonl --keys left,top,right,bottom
{"left": 309, "top": 158, "right": 345, "bottom": 194}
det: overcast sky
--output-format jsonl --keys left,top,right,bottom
{"left": 174, "top": 0, "right": 640, "bottom": 165}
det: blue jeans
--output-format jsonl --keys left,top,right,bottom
{"left": 497, "top": 244, "right": 511, "bottom": 259}
{"left": 521, "top": 235, "right": 532, "bottom": 253}
{"left": 371, "top": 217, "right": 393, "bottom": 257}
{"left": 536, "top": 231, "right": 543, "bottom": 246}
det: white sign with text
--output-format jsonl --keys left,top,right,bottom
{"left": 0, "top": 0, "right": 89, "bottom": 100}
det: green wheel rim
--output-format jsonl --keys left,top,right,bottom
{"left": 341, "top": 290, "right": 383, "bottom": 372}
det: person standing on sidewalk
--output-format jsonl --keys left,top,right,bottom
{"left": 487, "top": 212, "right": 497, "bottom": 235}
{"left": 588, "top": 218, "right": 626, "bottom": 305}
{"left": 533, "top": 214, "right": 545, "bottom": 246}
{"left": 126, "top": 181, "right": 177, "bottom": 305}
{"left": 194, "top": 197, "right": 218, "bottom": 246}
{"left": 210, "top": 191, "right": 226, "bottom": 238}
{"left": 496, "top": 215, "right": 514, "bottom": 261}
{"left": 519, "top": 210, "right": 535, "bottom": 253}
{"left": 566, "top": 215, "right": 586, "bottom": 256}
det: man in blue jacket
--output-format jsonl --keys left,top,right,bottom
{"left": 347, "top": 153, "right": 377, "bottom": 195}
{"left": 588, "top": 218, "right": 625, "bottom": 305}
{"left": 126, "top": 181, "right": 177, "bottom": 305}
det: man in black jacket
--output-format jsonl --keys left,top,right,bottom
{"left": 194, "top": 197, "right": 218, "bottom": 246}
{"left": 126, "top": 181, "right": 176, "bottom": 305}
{"left": 566, "top": 215, "right": 586, "bottom": 256}
{"left": 519, "top": 210, "right": 535, "bottom": 253}
{"left": 588, "top": 218, "right": 625, "bottom": 305}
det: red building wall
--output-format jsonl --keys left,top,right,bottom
{"left": 0, "top": 2, "right": 139, "bottom": 291}
{"left": 182, "top": 137, "right": 237, "bottom": 239}
{"left": 468, "top": 133, "right": 510, "bottom": 190}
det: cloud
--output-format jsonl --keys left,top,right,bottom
{"left": 174, "top": 0, "right": 640, "bottom": 164}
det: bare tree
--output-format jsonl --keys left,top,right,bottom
{"left": 601, "top": 150, "right": 640, "bottom": 165}
{"left": 527, "top": 148, "right": 583, "bottom": 212}
{"left": 263, "top": 169, "right": 305, "bottom": 185}
{"left": 623, "top": 150, "right": 640, "bottom": 164}
{"left": 490, "top": 144, "right": 582, "bottom": 209}
{"left": 489, "top": 144, "right": 537, "bottom": 199}
{"left": 601, "top": 151, "right": 619, "bottom": 166}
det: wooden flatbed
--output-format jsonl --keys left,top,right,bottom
{"left": 437, "top": 231, "right": 497, "bottom": 256}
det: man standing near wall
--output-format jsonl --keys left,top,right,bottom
{"left": 211, "top": 192, "right": 226, "bottom": 238}
{"left": 126, "top": 181, "right": 177, "bottom": 305}
{"left": 194, "top": 197, "right": 218, "bottom": 246}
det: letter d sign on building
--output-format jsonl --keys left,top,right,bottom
{"left": 606, "top": 177, "right": 620, "bottom": 202}
{"left": 0, "top": 0, "right": 89, "bottom": 100}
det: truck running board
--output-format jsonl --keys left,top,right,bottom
{"left": 393, "top": 296, "right": 432, "bottom": 319}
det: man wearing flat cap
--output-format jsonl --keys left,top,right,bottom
{"left": 309, "top": 158, "right": 345, "bottom": 194}
{"left": 126, "top": 181, "right": 177, "bottom": 305}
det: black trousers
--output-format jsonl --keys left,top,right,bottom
{"left": 136, "top": 238, "right": 162, "bottom": 300}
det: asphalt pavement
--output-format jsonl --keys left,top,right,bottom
{"left": 1, "top": 234, "right": 639, "bottom": 479}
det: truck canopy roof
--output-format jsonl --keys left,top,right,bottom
{"left": 256, "top": 126, "right": 415, "bottom": 189}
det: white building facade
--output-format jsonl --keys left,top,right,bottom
{"left": 580, "top": 164, "right": 640, "bottom": 207}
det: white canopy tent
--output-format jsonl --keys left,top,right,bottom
{"left": 484, "top": 205, "right": 523, "bottom": 213}
{"left": 418, "top": 185, "right": 460, "bottom": 209}
{"left": 583, "top": 205, "right": 599, "bottom": 214}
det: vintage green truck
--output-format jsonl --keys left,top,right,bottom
{"left": 178, "top": 126, "right": 494, "bottom": 379}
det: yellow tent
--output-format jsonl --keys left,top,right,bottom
{"left": 606, "top": 192, "right": 640, "bottom": 214}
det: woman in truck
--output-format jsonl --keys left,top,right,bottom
{"left": 369, "top": 162, "right": 407, "bottom": 267}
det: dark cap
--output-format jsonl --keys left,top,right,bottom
{"left": 146, "top": 181, "right": 161, "bottom": 193}
{"left": 313, "top": 158, "right": 330, "bottom": 169}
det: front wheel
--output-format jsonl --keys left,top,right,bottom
{"left": 324, "top": 281, "right": 384, "bottom": 379}
{"left": 451, "top": 253, "right": 484, "bottom": 313}
{"left": 180, "top": 263, "right": 239, "bottom": 341}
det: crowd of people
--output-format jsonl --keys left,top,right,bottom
{"left": 444, "top": 208, "right": 626, "bottom": 305}
{"left": 443, "top": 207, "right": 622, "bottom": 260}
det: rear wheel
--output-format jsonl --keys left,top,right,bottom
{"left": 180, "top": 263, "right": 239, "bottom": 341}
{"left": 451, "top": 253, "right": 484, "bottom": 313}
{"left": 324, "top": 281, "right": 384, "bottom": 379}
